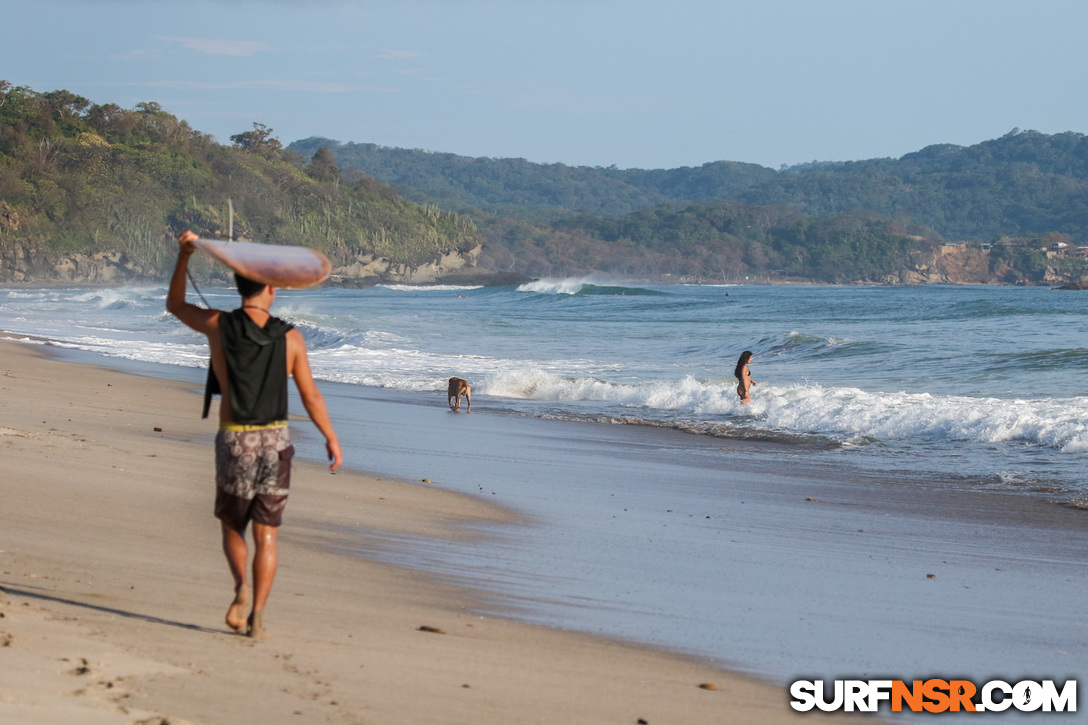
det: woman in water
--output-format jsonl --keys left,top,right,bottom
{"left": 734, "top": 350, "right": 756, "bottom": 404}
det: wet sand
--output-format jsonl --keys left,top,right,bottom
{"left": 292, "top": 378, "right": 1088, "bottom": 689}
{"left": 0, "top": 338, "right": 857, "bottom": 724}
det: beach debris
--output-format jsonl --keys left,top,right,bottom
{"left": 422, "top": 478, "right": 431, "bottom": 483}
{"left": 926, "top": 573, "right": 937, "bottom": 579}
{"left": 698, "top": 682, "right": 719, "bottom": 691}
{"left": 637, "top": 719, "right": 649, "bottom": 724}
{"left": 418, "top": 625, "right": 445, "bottom": 634}
{"left": 154, "top": 426, "right": 163, "bottom": 432}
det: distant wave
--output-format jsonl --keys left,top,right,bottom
{"left": 680, "top": 283, "right": 739, "bottom": 288}
{"left": 517, "top": 276, "right": 666, "bottom": 296}
{"left": 766, "top": 331, "right": 855, "bottom": 357}
{"left": 379, "top": 284, "right": 484, "bottom": 292}
{"left": 977, "top": 348, "right": 1088, "bottom": 375}
{"left": 78, "top": 286, "right": 165, "bottom": 308}
{"left": 721, "top": 330, "right": 882, "bottom": 366}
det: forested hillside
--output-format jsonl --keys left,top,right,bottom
{"left": 288, "top": 130, "right": 1088, "bottom": 244}
{"left": 735, "top": 130, "right": 1088, "bottom": 241}
{"left": 288, "top": 131, "right": 1088, "bottom": 284}
{"left": 1, "top": 81, "right": 1082, "bottom": 286}
{"left": 288, "top": 137, "right": 778, "bottom": 220}
{"left": 0, "top": 83, "right": 481, "bottom": 284}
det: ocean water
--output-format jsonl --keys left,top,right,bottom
{"left": 4, "top": 279, "right": 1088, "bottom": 503}
{"left": 3, "top": 279, "right": 1087, "bottom": 711}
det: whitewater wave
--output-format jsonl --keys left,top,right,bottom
{"left": 379, "top": 284, "right": 484, "bottom": 292}
{"left": 5, "top": 282, "right": 1088, "bottom": 478}
{"left": 517, "top": 276, "right": 665, "bottom": 296}
{"left": 479, "top": 368, "right": 1088, "bottom": 453}
{"left": 80, "top": 286, "right": 165, "bottom": 310}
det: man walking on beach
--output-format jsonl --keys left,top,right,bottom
{"left": 166, "top": 230, "right": 343, "bottom": 638}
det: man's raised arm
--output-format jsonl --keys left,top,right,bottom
{"left": 166, "top": 230, "right": 218, "bottom": 334}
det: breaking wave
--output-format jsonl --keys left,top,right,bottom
{"left": 479, "top": 368, "right": 1088, "bottom": 453}
{"left": 517, "top": 277, "right": 666, "bottom": 296}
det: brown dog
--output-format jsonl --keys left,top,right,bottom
{"left": 447, "top": 377, "right": 471, "bottom": 412}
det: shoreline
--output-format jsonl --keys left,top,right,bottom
{"left": 0, "top": 337, "right": 858, "bottom": 724}
{"left": 320, "top": 378, "right": 1088, "bottom": 685}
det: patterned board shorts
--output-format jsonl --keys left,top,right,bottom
{"left": 214, "top": 425, "right": 294, "bottom": 530}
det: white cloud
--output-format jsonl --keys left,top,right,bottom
{"left": 123, "top": 79, "right": 394, "bottom": 94}
{"left": 109, "top": 49, "right": 152, "bottom": 61}
{"left": 374, "top": 50, "right": 423, "bottom": 60}
{"left": 160, "top": 36, "right": 272, "bottom": 57}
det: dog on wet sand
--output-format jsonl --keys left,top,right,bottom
{"left": 447, "top": 377, "right": 471, "bottom": 412}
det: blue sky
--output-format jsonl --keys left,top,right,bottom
{"left": 3, "top": 0, "right": 1087, "bottom": 170}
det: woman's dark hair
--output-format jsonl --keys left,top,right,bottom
{"left": 734, "top": 350, "right": 752, "bottom": 380}
{"left": 234, "top": 273, "right": 267, "bottom": 299}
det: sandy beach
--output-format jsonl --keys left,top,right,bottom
{"left": 0, "top": 338, "right": 858, "bottom": 724}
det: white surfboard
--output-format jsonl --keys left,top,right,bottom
{"left": 193, "top": 238, "right": 331, "bottom": 289}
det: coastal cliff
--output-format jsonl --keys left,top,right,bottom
{"left": 0, "top": 242, "right": 520, "bottom": 287}
{"left": 881, "top": 244, "right": 1081, "bottom": 286}
{"left": 0, "top": 239, "right": 1081, "bottom": 288}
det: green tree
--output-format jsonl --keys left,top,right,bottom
{"left": 307, "top": 147, "right": 340, "bottom": 183}
{"left": 230, "top": 122, "right": 283, "bottom": 159}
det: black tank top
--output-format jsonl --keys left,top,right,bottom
{"left": 202, "top": 308, "right": 293, "bottom": 424}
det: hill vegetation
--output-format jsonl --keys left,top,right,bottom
{"left": 0, "top": 83, "right": 481, "bottom": 284}
{"left": 289, "top": 131, "right": 1088, "bottom": 284}
{"left": 287, "top": 137, "right": 778, "bottom": 220}
{"left": 1, "top": 81, "right": 1083, "bottom": 286}
{"left": 289, "top": 130, "right": 1088, "bottom": 241}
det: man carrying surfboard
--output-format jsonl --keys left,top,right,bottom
{"left": 167, "top": 229, "right": 343, "bottom": 638}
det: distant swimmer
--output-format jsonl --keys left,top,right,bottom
{"left": 734, "top": 350, "right": 756, "bottom": 405}
{"left": 448, "top": 377, "right": 472, "bottom": 412}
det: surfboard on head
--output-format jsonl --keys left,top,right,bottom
{"left": 192, "top": 238, "right": 331, "bottom": 289}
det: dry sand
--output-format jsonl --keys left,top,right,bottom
{"left": 0, "top": 339, "right": 863, "bottom": 724}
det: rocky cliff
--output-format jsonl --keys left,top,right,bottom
{"left": 881, "top": 245, "right": 1074, "bottom": 286}
{"left": 1, "top": 239, "right": 1077, "bottom": 288}
{"left": 0, "top": 242, "right": 513, "bottom": 287}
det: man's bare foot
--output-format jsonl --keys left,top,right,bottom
{"left": 226, "top": 584, "right": 250, "bottom": 632}
{"left": 246, "top": 610, "right": 268, "bottom": 640}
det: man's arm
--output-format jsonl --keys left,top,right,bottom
{"left": 287, "top": 329, "right": 343, "bottom": 471}
{"left": 166, "top": 230, "right": 219, "bottom": 334}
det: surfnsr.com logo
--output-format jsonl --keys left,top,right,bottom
{"left": 790, "top": 679, "right": 1077, "bottom": 713}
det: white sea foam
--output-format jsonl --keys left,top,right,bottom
{"left": 516, "top": 275, "right": 639, "bottom": 295}
{"left": 4, "top": 282, "right": 1088, "bottom": 493}
{"left": 517, "top": 277, "right": 593, "bottom": 295}
{"left": 379, "top": 284, "right": 484, "bottom": 292}
{"left": 479, "top": 368, "right": 1088, "bottom": 452}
